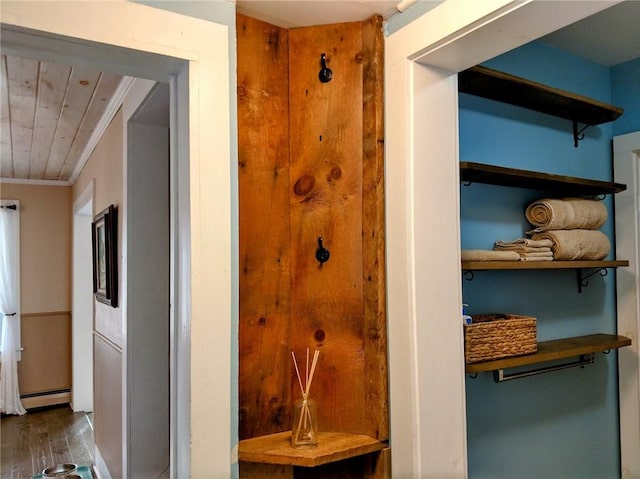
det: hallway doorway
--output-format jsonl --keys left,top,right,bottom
{"left": 1, "top": 2, "right": 233, "bottom": 476}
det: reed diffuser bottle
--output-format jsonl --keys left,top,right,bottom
{"left": 292, "top": 394, "right": 317, "bottom": 448}
{"left": 291, "top": 349, "right": 320, "bottom": 448}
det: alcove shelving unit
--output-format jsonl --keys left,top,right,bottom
{"left": 458, "top": 66, "right": 631, "bottom": 381}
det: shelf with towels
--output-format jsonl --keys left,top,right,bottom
{"left": 458, "top": 65, "right": 623, "bottom": 147}
{"left": 459, "top": 162, "right": 629, "bottom": 291}
{"left": 466, "top": 334, "right": 632, "bottom": 382}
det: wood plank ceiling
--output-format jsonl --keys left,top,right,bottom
{"left": 1, "top": 54, "right": 124, "bottom": 184}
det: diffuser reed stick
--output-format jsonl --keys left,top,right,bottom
{"left": 291, "top": 349, "right": 320, "bottom": 447}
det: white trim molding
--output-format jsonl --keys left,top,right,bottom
{"left": 614, "top": 131, "right": 640, "bottom": 479}
{"left": 0, "top": 177, "right": 71, "bottom": 186}
{"left": 69, "top": 76, "right": 136, "bottom": 185}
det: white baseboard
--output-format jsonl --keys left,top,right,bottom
{"left": 21, "top": 391, "right": 71, "bottom": 409}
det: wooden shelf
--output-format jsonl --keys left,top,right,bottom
{"left": 462, "top": 260, "right": 629, "bottom": 271}
{"left": 458, "top": 65, "right": 623, "bottom": 125}
{"left": 460, "top": 161, "right": 626, "bottom": 196}
{"left": 238, "top": 431, "right": 386, "bottom": 467}
{"left": 466, "top": 334, "right": 632, "bottom": 374}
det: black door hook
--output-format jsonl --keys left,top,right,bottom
{"left": 316, "top": 237, "right": 330, "bottom": 264}
{"left": 319, "top": 53, "right": 332, "bottom": 83}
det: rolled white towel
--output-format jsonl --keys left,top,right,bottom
{"left": 531, "top": 230, "right": 610, "bottom": 261}
{"left": 526, "top": 198, "right": 608, "bottom": 233}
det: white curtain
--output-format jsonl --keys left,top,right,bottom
{"left": 0, "top": 202, "right": 26, "bottom": 415}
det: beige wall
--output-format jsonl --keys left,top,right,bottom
{"left": 74, "top": 107, "right": 124, "bottom": 347}
{"left": 72, "top": 106, "right": 124, "bottom": 478}
{"left": 0, "top": 183, "right": 73, "bottom": 398}
{"left": 0, "top": 182, "right": 71, "bottom": 313}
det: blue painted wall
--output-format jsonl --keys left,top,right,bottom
{"left": 460, "top": 42, "right": 622, "bottom": 479}
{"left": 612, "top": 57, "right": 640, "bottom": 136}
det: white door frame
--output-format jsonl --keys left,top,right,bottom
{"left": 385, "top": 1, "right": 617, "bottom": 476}
{"left": 72, "top": 180, "right": 94, "bottom": 413}
{"left": 1, "top": 2, "right": 233, "bottom": 477}
{"left": 614, "top": 131, "right": 640, "bottom": 479}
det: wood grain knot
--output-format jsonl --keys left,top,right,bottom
{"left": 327, "top": 166, "right": 342, "bottom": 181}
{"left": 258, "top": 317, "right": 267, "bottom": 326}
{"left": 237, "top": 85, "right": 247, "bottom": 97}
{"left": 293, "top": 175, "right": 315, "bottom": 196}
{"left": 355, "top": 52, "right": 364, "bottom": 64}
{"left": 314, "top": 329, "right": 326, "bottom": 342}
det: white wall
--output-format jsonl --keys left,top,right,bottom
{"left": 614, "top": 131, "right": 640, "bottom": 479}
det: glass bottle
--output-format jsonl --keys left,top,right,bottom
{"left": 291, "top": 395, "right": 317, "bottom": 448}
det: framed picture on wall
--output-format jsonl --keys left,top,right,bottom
{"left": 92, "top": 204, "right": 118, "bottom": 307}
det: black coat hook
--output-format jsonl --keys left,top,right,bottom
{"left": 319, "top": 53, "right": 332, "bottom": 83}
{"left": 316, "top": 237, "right": 330, "bottom": 264}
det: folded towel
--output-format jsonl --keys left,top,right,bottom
{"left": 461, "top": 249, "right": 520, "bottom": 261}
{"left": 520, "top": 253, "right": 554, "bottom": 261}
{"left": 531, "top": 230, "right": 610, "bottom": 261}
{"left": 495, "top": 238, "right": 554, "bottom": 249}
{"left": 520, "top": 251, "right": 554, "bottom": 258}
{"left": 526, "top": 198, "right": 608, "bottom": 233}
{"left": 494, "top": 245, "right": 553, "bottom": 253}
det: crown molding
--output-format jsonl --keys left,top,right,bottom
{"left": 1, "top": 177, "right": 71, "bottom": 186}
{"left": 68, "top": 75, "right": 136, "bottom": 185}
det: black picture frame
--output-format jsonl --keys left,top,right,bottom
{"left": 92, "top": 204, "right": 118, "bottom": 307}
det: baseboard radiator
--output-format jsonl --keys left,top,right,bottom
{"left": 21, "top": 388, "right": 72, "bottom": 409}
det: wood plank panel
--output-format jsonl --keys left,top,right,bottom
{"left": 29, "top": 61, "right": 71, "bottom": 178}
{"left": 6, "top": 55, "right": 38, "bottom": 179}
{"left": 288, "top": 21, "right": 365, "bottom": 434}
{"left": 1, "top": 55, "right": 14, "bottom": 177}
{"left": 60, "top": 71, "right": 122, "bottom": 179}
{"left": 17, "top": 312, "right": 71, "bottom": 395}
{"left": 361, "top": 15, "right": 388, "bottom": 442}
{"left": 294, "top": 447, "right": 390, "bottom": 479}
{"left": 237, "top": 13, "right": 292, "bottom": 440}
{"left": 44, "top": 66, "right": 101, "bottom": 180}
{"left": 240, "top": 462, "right": 294, "bottom": 479}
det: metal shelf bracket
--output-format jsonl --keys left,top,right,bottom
{"left": 576, "top": 267, "right": 608, "bottom": 293}
{"left": 493, "top": 353, "right": 595, "bottom": 382}
{"left": 573, "top": 121, "right": 591, "bottom": 148}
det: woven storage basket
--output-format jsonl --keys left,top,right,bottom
{"left": 464, "top": 313, "right": 537, "bottom": 363}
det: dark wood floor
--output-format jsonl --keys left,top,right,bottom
{"left": 1, "top": 404, "right": 94, "bottom": 479}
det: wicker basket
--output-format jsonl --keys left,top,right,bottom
{"left": 464, "top": 313, "right": 537, "bottom": 363}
